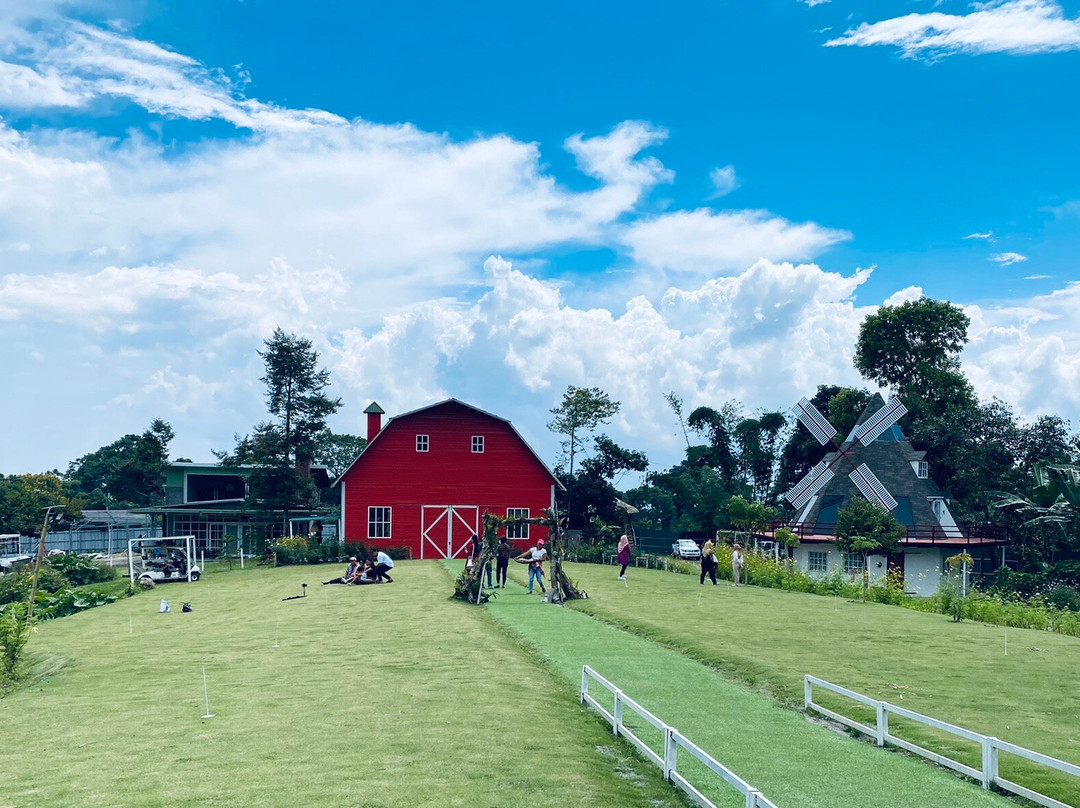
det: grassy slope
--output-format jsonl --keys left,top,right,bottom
{"left": 485, "top": 562, "right": 1017, "bottom": 808}
{"left": 551, "top": 562, "right": 1080, "bottom": 804}
{"left": 0, "top": 563, "right": 682, "bottom": 808}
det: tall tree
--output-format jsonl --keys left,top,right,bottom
{"left": 0, "top": 474, "right": 82, "bottom": 535}
{"left": 259, "top": 329, "right": 342, "bottom": 475}
{"left": 314, "top": 431, "right": 368, "bottom": 480}
{"left": 218, "top": 331, "right": 342, "bottom": 519}
{"left": 66, "top": 419, "right": 174, "bottom": 508}
{"left": 854, "top": 297, "right": 970, "bottom": 394}
{"left": 548, "top": 386, "right": 620, "bottom": 526}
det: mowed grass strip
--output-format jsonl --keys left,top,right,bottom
{"left": 488, "top": 561, "right": 1018, "bottom": 808}
{"left": 552, "top": 561, "right": 1080, "bottom": 805}
{"left": 0, "top": 563, "right": 683, "bottom": 808}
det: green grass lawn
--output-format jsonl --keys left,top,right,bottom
{"left": 0, "top": 562, "right": 682, "bottom": 808}
{"left": 541, "top": 561, "right": 1080, "bottom": 805}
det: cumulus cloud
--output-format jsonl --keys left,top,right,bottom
{"left": 826, "top": 1, "right": 1080, "bottom": 57}
{"left": 622, "top": 208, "right": 851, "bottom": 276}
{"left": 990, "top": 251, "right": 1028, "bottom": 265}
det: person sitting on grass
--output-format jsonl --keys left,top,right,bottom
{"left": 371, "top": 550, "right": 395, "bottom": 583}
{"left": 322, "top": 557, "right": 361, "bottom": 585}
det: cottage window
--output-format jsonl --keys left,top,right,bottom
{"left": 843, "top": 552, "right": 864, "bottom": 576}
{"left": 472, "top": 436, "right": 485, "bottom": 453}
{"left": 416, "top": 434, "right": 429, "bottom": 453}
{"left": 916, "top": 461, "right": 929, "bottom": 479}
{"left": 506, "top": 508, "right": 529, "bottom": 539}
{"left": 368, "top": 506, "right": 392, "bottom": 539}
{"left": 808, "top": 551, "right": 828, "bottom": 573}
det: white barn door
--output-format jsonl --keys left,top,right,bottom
{"left": 420, "top": 505, "right": 479, "bottom": 559}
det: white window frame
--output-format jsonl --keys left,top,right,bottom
{"left": 471, "top": 435, "right": 485, "bottom": 453}
{"left": 916, "top": 460, "right": 929, "bottom": 479}
{"left": 843, "top": 552, "right": 864, "bottom": 575}
{"left": 416, "top": 434, "right": 429, "bottom": 453}
{"left": 506, "top": 508, "right": 529, "bottom": 540}
{"left": 368, "top": 506, "right": 392, "bottom": 539}
{"left": 808, "top": 551, "right": 828, "bottom": 573}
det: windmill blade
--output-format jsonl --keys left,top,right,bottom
{"left": 850, "top": 463, "right": 898, "bottom": 512}
{"left": 854, "top": 396, "right": 909, "bottom": 446}
{"left": 785, "top": 460, "right": 836, "bottom": 509}
{"left": 793, "top": 397, "right": 838, "bottom": 446}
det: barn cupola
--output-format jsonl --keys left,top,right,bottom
{"left": 364, "top": 401, "right": 385, "bottom": 441}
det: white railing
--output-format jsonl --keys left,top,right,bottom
{"left": 581, "top": 666, "right": 777, "bottom": 808}
{"left": 805, "top": 675, "right": 1080, "bottom": 808}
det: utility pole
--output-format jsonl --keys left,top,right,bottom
{"left": 26, "top": 507, "right": 57, "bottom": 621}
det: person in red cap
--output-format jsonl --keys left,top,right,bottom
{"left": 518, "top": 538, "right": 548, "bottom": 594}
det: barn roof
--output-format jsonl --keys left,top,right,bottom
{"left": 336, "top": 398, "right": 563, "bottom": 488}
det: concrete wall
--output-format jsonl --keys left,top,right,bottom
{"left": 791, "top": 542, "right": 887, "bottom": 585}
{"left": 903, "top": 548, "right": 944, "bottom": 596}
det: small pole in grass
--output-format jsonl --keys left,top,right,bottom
{"left": 1004, "top": 628, "right": 1008, "bottom": 656}
{"left": 272, "top": 623, "right": 279, "bottom": 649}
{"left": 201, "top": 666, "right": 215, "bottom": 719}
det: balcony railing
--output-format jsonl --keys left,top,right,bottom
{"left": 769, "top": 521, "right": 1009, "bottom": 545}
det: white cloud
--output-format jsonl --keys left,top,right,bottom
{"left": 111, "top": 367, "right": 223, "bottom": 413}
{"left": 800, "top": 0, "right": 831, "bottom": 6}
{"left": 622, "top": 208, "right": 851, "bottom": 276}
{"left": 990, "top": 251, "right": 1028, "bottom": 265}
{"left": 826, "top": 1, "right": 1080, "bottom": 57}
{"left": 1023, "top": 274, "right": 1052, "bottom": 280}
{"left": 708, "top": 165, "right": 739, "bottom": 198}
{"left": 963, "top": 230, "right": 994, "bottom": 240}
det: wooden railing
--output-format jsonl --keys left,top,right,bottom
{"left": 769, "top": 521, "right": 1008, "bottom": 545}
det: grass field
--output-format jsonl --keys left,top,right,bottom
{"left": 0, "top": 563, "right": 682, "bottom": 808}
{"left": 542, "top": 561, "right": 1080, "bottom": 805}
{"left": 4, "top": 559, "right": 1077, "bottom": 808}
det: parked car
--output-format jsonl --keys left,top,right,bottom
{"left": 671, "top": 539, "right": 701, "bottom": 560}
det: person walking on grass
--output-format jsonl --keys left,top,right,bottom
{"left": 700, "top": 540, "right": 717, "bottom": 585}
{"left": 616, "top": 534, "right": 632, "bottom": 580}
{"left": 495, "top": 535, "right": 511, "bottom": 588}
{"left": 731, "top": 543, "right": 744, "bottom": 586}
{"left": 518, "top": 539, "right": 547, "bottom": 594}
{"left": 372, "top": 550, "right": 395, "bottom": 583}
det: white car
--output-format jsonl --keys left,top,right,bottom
{"left": 671, "top": 539, "right": 702, "bottom": 560}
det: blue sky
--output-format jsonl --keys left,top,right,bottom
{"left": 1, "top": 0, "right": 1078, "bottom": 475}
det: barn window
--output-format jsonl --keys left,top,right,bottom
{"left": 472, "top": 436, "right": 485, "bottom": 453}
{"left": 916, "top": 461, "right": 929, "bottom": 479}
{"left": 368, "top": 507, "right": 391, "bottom": 539}
{"left": 416, "top": 434, "right": 429, "bottom": 453}
{"left": 506, "top": 508, "right": 529, "bottom": 539}
{"left": 808, "top": 551, "right": 828, "bottom": 573}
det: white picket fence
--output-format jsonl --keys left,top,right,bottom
{"left": 580, "top": 666, "right": 777, "bottom": 808}
{"left": 804, "top": 674, "right": 1080, "bottom": 808}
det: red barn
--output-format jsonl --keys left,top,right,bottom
{"left": 338, "top": 399, "right": 561, "bottom": 559}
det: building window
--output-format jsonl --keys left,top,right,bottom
{"left": 416, "top": 434, "right": 429, "bottom": 453}
{"left": 506, "top": 508, "right": 529, "bottom": 539}
{"left": 844, "top": 552, "right": 864, "bottom": 575}
{"left": 916, "top": 461, "right": 929, "bottom": 479}
{"left": 472, "top": 436, "right": 485, "bottom": 453}
{"left": 368, "top": 507, "right": 391, "bottom": 539}
{"left": 808, "top": 551, "right": 828, "bottom": 573}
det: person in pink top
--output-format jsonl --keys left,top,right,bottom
{"left": 616, "top": 534, "right": 631, "bottom": 580}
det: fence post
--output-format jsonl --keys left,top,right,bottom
{"left": 804, "top": 675, "right": 812, "bottom": 710}
{"left": 746, "top": 789, "right": 762, "bottom": 808}
{"left": 876, "top": 701, "right": 887, "bottom": 747}
{"left": 663, "top": 727, "right": 677, "bottom": 781}
{"left": 613, "top": 690, "right": 623, "bottom": 736}
{"left": 981, "top": 737, "right": 998, "bottom": 789}
{"left": 580, "top": 666, "right": 588, "bottom": 705}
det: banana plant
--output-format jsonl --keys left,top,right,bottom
{"left": 994, "top": 462, "right": 1080, "bottom": 527}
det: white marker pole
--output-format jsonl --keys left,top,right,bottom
{"left": 1004, "top": 628, "right": 1008, "bottom": 657}
{"left": 202, "top": 666, "right": 215, "bottom": 719}
{"left": 272, "top": 624, "right": 279, "bottom": 649}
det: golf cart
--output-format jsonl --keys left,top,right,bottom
{"left": 128, "top": 536, "right": 200, "bottom": 585}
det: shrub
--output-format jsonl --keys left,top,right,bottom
{"left": 380, "top": 546, "right": 412, "bottom": 561}
{"left": 0, "top": 568, "right": 70, "bottom": 606}
{"left": 46, "top": 553, "right": 118, "bottom": 586}
{"left": 271, "top": 535, "right": 310, "bottom": 565}
{"left": 0, "top": 603, "right": 32, "bottom": 680}
{"left": 1046, "top": 584, "right": 1080, "bottom": 613}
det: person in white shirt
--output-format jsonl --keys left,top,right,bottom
{"left": 372, "top": 550, "right": 395, "bottom": 583}
{"left": 517, "top": 539, "right": 547, "bottom": 594}
{"left": 731, "top": 544, "right": 744, "bottom": 586}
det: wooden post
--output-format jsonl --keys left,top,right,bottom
{"left": 26, "top": 507, "right": 56, "bottom": 621}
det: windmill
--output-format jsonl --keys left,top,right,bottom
{"left": 784, "top": 395, "right": 908, "bottom": 514}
